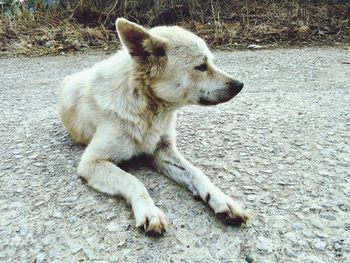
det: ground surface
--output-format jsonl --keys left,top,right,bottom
{"left": 0, "top": 48, "right": 349, "bottom": 263}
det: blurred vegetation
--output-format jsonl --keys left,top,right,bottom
{"left": 1, "top": 0, "right": 349, "bottom": 57}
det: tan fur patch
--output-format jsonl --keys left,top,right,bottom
{"left": 59, "top": 104, "right": 94, "bottom": 145}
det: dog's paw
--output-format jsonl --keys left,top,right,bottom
{"left": 216, "top": 207, "right": 250, "bottom": 227}
{"left": 135, "top": 204, "right": 168, "bottom": 237}
{"left": 205, "top": 191, "right": 250, "bottom": 227}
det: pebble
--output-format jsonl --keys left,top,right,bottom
{"left": 333, "top": 239, "right": 343, "bottom": 251}
{"left": 284, "top": 232, "right": 298, "bottom": 243}
{"left": 52, "top": 211, "right": 63, "bottom": 218}
{"left": 60, "top": 196, "right": 78, "bottom": 202}
{"left": 292, "top": 223, "right": 303, "bottom": 230}
{"left": 245, "top": 255, "right": 254, "bottom": 263}
{"left": 19, "top": 225, "right": 29, "bottom": 236}
{"left": 110, "top": 255, "right": 120, "bottom": 263}
{"left": 48, "top": 250, "right": 58, "bottom": 258}
{"left": 33, "top": 162, "right": 45, "bottom": 167}
{"left": 0, "top": 218, "right": 11, "bottom": 227}
{"left": 256, "top": 237, "right": 274, "bottom": 253}
{"left": 313, "top": 240, "right": 327, "bottom": 251}
{"left": 68, "top": 241, "right": 83, "bottom": 254}
{"left": 42, "top": 236, "right": 53, "bottom": 246}
{"left": 84, "top": 248, "right": 97, "bottom": 260}
{"left": 320, "top": 213, "right": 336, "bottom": 221}
{"left": 196, "top": 228, "right": 208, "bottom": 236}
{"left": 309, "top": 203, "right": 322, "bottom": 211}
{"left": 285, "top": 157, "right": 295, "bottom": 164}
{"left": 36, "top": 252, "right": 46, "bottom": 263}
{"left": 106, "top": 222, "right": 119, "bottom": 232}
{"left": 285, "top": 248, "right": 297, "bottom": 257}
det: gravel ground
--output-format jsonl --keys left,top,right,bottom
{"left": 1, "top": 47, "right": 350, "bottom": 263}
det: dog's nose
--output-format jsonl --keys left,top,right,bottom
{"left": 228, "top": 80, "right": 244, "bottom": 96}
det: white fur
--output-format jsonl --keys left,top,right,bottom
{"left": 59, "top": 18, "right": 249, "bottom": 235}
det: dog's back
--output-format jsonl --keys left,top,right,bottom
{"left": 59, "top": 69, "right": 95, "bottom": 144}
{"left": 59, "top": 51, "right": 131, "bottom": 145}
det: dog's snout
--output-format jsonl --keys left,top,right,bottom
{"left": 228, "top": 80, "right": 244, "bottom": 96}
{"left": 229, "top": 80, "right": 244, "bottom": 90}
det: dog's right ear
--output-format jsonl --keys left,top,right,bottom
{"left": 116, "top": 18, "right": 167, "bottom": 59}
{"left": 116, "top": 18, "right": 152, "bottom": 57}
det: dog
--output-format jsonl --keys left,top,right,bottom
{"left": 59, "top": 18, "right": 250, "bottom": 236}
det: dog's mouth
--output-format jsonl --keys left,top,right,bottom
{"left": 198, "top": 97, "right": 226, "bottom": 106}
{"left": 197, "top": 81, "right": 244, "bottom": 106}
{"left": 198, "top": 91, "right": 240, "bottom": 106}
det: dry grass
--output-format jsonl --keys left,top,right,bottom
{"left": 0, "top": 0, "right": 349, "bottom": 57}
{"left": 0, "top": 10, "right": 118, "bottom": 57}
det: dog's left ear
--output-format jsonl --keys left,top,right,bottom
{"left": 116, "top": 18, "right": 167, "bottom": 58}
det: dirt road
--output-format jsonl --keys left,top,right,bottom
{"left": 1, "top": 48, "right": 349, "bottom": 262}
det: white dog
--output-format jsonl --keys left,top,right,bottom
{"left": 59, "top": 18, "right": 250, "bottom": 236}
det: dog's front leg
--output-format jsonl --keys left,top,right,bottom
{"left": 78, "top": 131, "right": 167, "bottom": 236}
{"left": 154, "top": 137, "right": 250, "bottom": 226}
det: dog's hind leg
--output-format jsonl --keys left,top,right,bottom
{"left": 78, "top": 131, "right": 167, "bottom": 236}
{"left": 154, "top": 136, "right": 250, "bottom": 227}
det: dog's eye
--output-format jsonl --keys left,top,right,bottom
{"left": 194, "top": 63, "right": 208, "bottom": 72}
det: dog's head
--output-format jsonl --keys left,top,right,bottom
{"left": 116, "top": 18, "right": 243, "bottom": 107}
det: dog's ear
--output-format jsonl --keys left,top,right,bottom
{"left": 116, "top": 18, "right": 166, "bottom": 58}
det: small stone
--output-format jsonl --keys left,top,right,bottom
{"left": 333, "top": 240, "right": 343, "bottom": 251}
{"left": 247, "top": 195, "right": 256, "bottom": 201}
{"left": 75, "top": 204, "right": 85, "bottom": 211}
{"left": 196, "top": 228, "right": 208, "bottom": 236}
{"left": 292, "top": 223, "right": 303, "bottom": 230}
{"left": 285, "top": 232, "right": 298, "bottom": 243}
{"left": 52, "top": 211, "right": 63, "bottom": 218}
{"left": 245, "top": 255, "right": 254, "bottom": 263}
{"left": 10, "top": 202, "right": 23, "bottom": 208}
{"left": 285, "top": 248, "right": 297, "bottom": 257}
{"left": 167, "top": 212, "right": 177, "bottom": 220}
{"left": 0, "top": 204, "right": 8, "bottom": 211}
{"left": 95, "top": 206, "right": 108, "bottom": 213}
{"left": 247, "top": 44, "right": 263, "bottom": 49}
{"left": 320, "top": 212, "right": 336, "bottom": 221}
{"left": 44, "top": 220, "right": 56, "bottom": 227}
{"left": 105, "top": 212, "right": 117, "bottom": 220}
{"left": 69, "top": 216, "right": 79, "bottom": 223}
{"left": 33, "top": 162, "right": 45, "bottom": 167}
{"left": 106, "top": 222, "right": 119, "bottom": 232}
{"left": 60, "top": 196, "right": 78, "bottom": 202}
{"left": 42, "top": 236, "right": 53, "bottom": 246}
{"left": 310, "top": 218, "right": 323, "bottom": 229}
{"left": 313, "top": 240, "right": 327, "bottom": 251}
{"left": 19, "top": 225, "right": 29, "bottom": 236}
{"left": 36, "top": 252, "right": 45, "bottom": 263}
{"left": 195, "top": 240, "right": 204, "bottom": 247}
{"left": 309, "top": 203, "right": 322, "bottom": 211}
{"left": 67, "top": 240, "right": 83, "bottom": 254}
{"left": 345, "top": 220, "right": 350, "bottom": 230}
{"left": 317, "top": 170, "right": 329, "bottom": 176}
{"left": 117, "top": 240, "right": 126, "bottom": 247}
{"left": 334, "top": 242, "right": 342, "bottom": 251}
{"left": 48, "top": 250, "right": 58, "bottom": 258}
{"left": 285, "top": 157, "right": 295, "bottom": 164}
{"left": 84, "top": 248, "right": 97, "bottom": 260}
{"left": 28, "top": 154, "right": 39, "bottom": 159}
{"left": 256, "top": 236, "right": 274, "bottom": 253}
{"left": 0, "top": 218, "right": 11, "bottom": 227}
{"left": 110, "top": 255, "right": 119, "bottom": 263}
